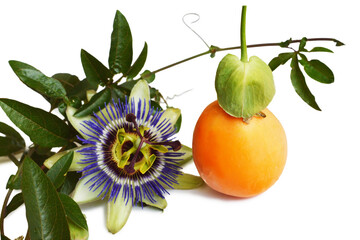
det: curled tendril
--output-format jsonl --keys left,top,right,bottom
{"left": 182, "top": 13, "right": 210, "bottom": 49}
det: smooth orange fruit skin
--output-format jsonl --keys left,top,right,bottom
{"left": 192, "top": 101, "right": 287, "bottom": 198}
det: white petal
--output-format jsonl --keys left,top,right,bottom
{"left": 44, "top": 145, "right": 91, "bottom": 171}
{"left": 129, "top": 80, "right": 150, "bottom": 117}
{"left": 157, "top": 107, "right": 181, "bottom": 131}
{"left": 72, "top": 172, "right": 105, "bottom": 204}
{"left": 106, "top": 188, "right": 133, "bottom": 234}
{"left": 66, "top": 106, "right": 95, "bottom": 139}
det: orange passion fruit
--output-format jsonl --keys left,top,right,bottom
{"left": 192, "top": 101, "right": 287, "bottom": 198}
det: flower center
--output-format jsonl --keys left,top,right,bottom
{"left": 111, "top": 113, "right": 181, "bottom": 175}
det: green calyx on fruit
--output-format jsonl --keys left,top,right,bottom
{"left": 215, "top": 5, "right": 275, "bottom": 119}
{"left": 215, "top": 54, "right": 275, "bottom": 118}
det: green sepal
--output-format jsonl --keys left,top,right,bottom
{"left": 173, "top": 173, "right": 204, "bottom": 190}
{"left": 215, "top": 54, "right": 275, "bottom": 118}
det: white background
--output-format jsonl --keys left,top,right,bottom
{"left": 0, "top": 0, "right": 359, "bottom": 239}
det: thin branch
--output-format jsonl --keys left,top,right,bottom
{"left": 151, "top": 38, "right": 342, "bottom": 75}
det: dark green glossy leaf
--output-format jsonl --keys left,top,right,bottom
{"left": 301, "top": 59, "right": 334, "bottom": 84}
{"left": 299, "top": 37, "right": 307, "bottom": 51}
{"left": 117, "top": 80, "right": 139, "bottom": 95}
{"left": 59, "top": 193, "right": 88, "bottom": 231}
{"left": 52, "top": 73, "right": 81, "bottom": 93}
{"left": 268, "top": 52, "right": 294, "bottom": 71}
{"left": 309, "top": 47, "right": 333, "bottom": 53}
{"left": 0, "top": 99, "right": 71, "bottom": 147}
{"left": 22, "top": 157, "right": 70, "bottom": 240}
{"left": 74, "top": 88, "right": 112, "bottom": 117}
{"left": 67, "top": 78, "right": 97, "bottom": 100}
{"left": 290, "top": 56, "right": 321, "bottom": 111}
{"left": 60, "top": 171, "right": 82, "bottom": 195}
{"left": 0, "top": 122, "right": 25, "bottom": 156}
{"left": 46, "top": 151, "right": 74, "bottom": 188}
{"left": 81, "top": 49, "right": 112, "bottom": 88}
{"left": 9, "top": 60, "right": 66, "bottom": 99}
{"left": 111, "top": 87, "right": 126, "bottom": 102}
{"left": 140, "top": 70, "right": 155, "bottom": 83}
{"left": 109, "top": 10, "right": 133, "bottom": 75}
{"left": 5, "top": 193, "right": 23, "bottom": 217}
{"left": 127, "top": 42, "right": 148, "bottom": 79}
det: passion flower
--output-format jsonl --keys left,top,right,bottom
{"left": 45, "top": 80, "right": 203, "bottom": 234}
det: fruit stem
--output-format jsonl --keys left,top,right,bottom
{"left": 240, "top": 6, "right": 248, "bottom": 62}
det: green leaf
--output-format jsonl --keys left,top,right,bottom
{"left": 60, "top": 172, "right": 82, "bottom": 195}
{"left": 67, "top": 78, "right": 97, "bottom": 101}
{"left": 6, "top": 174, "right": 22, "bottom": 190}
{"left": 46, "top": 151, "right": 74, "bottom": 188}
{"left": 127, "top": 42, "right": 148, "bottom": 79}
{"left": 1, "top": 235, "right": 11, "bottom": 240}
{"left": 334, "top": 39, "right": 345, "bottom": 46}
{"left": 309, "top": 47, "right": 333, "bottom": 53}
{"left": 109, "top": 10, "right": 133, "bottom": 75}
{"left": 173, "top": 173, "right": 204, "bottom": 189}
{"left": 81, "top": 49, "right": 112, "bottom": 88}
{"left": 9, "top": 60, "right": 66, "bottom": 99}
{"left": 290, "top": 56, "right": 321, "bottom": 110}
{"left": 5, "top": 193, "right": 23, "bottom": 217}
{"left": 74, "top": 88, "right": 112, "bottom": 117}
{"left": 268, "top": 52, "right": 294, "bottom": 71}
{"left": 174, "top": 113, "right": 182, "bottom": 133}
{"left": 0, "top": 99, "right": 71, "bottom": 147}
{"left": 299, "top": 37, "right": 307, "bottom": 51}
{"left": 59, "top": 193, "right": 88, "bottom": 231}
{"left": 140, "top": 70, "right": 155, "bottom": 83}
{"left": 301, "top": 59, "right": 334, "bottom": 84}
{"left": 279, "top": 38, "right": 292, "bottom": 48}
{"left": 0, "top": 122, "right": 25, "bottom": 156}
{"left": 22, "top": 157, "right": 70, "bottom": 240}
{"left": 52, "top": 73, "right": 81, "bottom": 93}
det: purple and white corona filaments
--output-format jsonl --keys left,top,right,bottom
{"left": 77, "top": 96, "right": 183, "bottom": 206}
{"left": 44, "top": 80, "right": 201, "bottom": 234}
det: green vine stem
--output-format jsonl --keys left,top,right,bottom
{"left": 240, "top": 6, "right": 248, "bottom": 62}
{"left": 150, "top": 37, "right": 342, "bottom": 75}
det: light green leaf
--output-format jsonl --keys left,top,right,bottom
{"left": 22, "top": 157, "right": 70, "bottom": 240}
{"left": 0, "top": 99, "right": 71, "bottom": 147}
